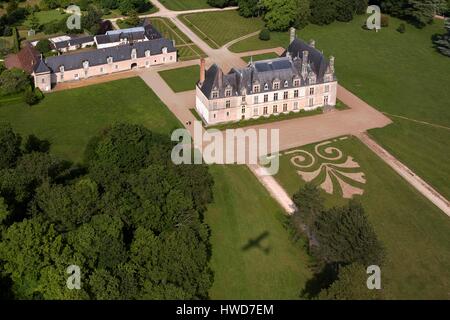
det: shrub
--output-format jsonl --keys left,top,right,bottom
{"left": 35, "top": 39, "right": 52, "bottom": 54}
{"left": 24, "top": 88, "right": 43, "bottom": 106}
{"left": 259, "top": 28, "right": 271, "bottom": 41}
{"left": 397, "top": 23, "right": 406, "bottom": 33}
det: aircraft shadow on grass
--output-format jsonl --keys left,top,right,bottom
{"left": 241, "top": 231, "right": 271, "bottom": 255}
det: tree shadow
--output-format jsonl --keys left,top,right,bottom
{"left": 300, "top": 263, "right": 339, "bottom": 299}
{"left": 241, "top": 231, "right": 271, "bottom": 255}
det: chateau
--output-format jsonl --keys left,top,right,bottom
{"left": 195, "top": 34, "right": 337, "bottom": 125}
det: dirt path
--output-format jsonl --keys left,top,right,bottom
{"left": 357, "top": 132, "right": 450, "bottom": 217}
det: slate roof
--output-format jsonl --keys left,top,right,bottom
{"left": 53, "top": 36, "right": 95, "bottom": 49}
{"left": 199, "top": 38, "right": 335, "bottom": 99}
{"left": 34, "top": 38, "right": 176, "bottom": 74}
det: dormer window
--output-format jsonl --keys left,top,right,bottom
{"left": 212, "top": 91, "right": 219, "bottom": 99}
{"left": 273, "top": 82, "right": 280, "bottom": 90}
{"left": 82, "top": 60, "right": 89, "bottom": 69}
{"left": 293, "top": 79, "right": 300, "bottom": 87}
{"left": 145, "top": 50, "right": 150, "bottom": 57}
{"left": 131, "top": 49, "right": 137, "bottom": 60}
{"left": 59, "top": 65, "right": 64, "bottom": 73}
{"left": 162, "top": 47, "right": 168, "bottom": 54}
{"left": 253, "top": 84, "right": 260, "bottom": 93}
{"left": 107, "top": 56, "right": 113, "bottom": 64}
{"left": 264, "top": 83, "right": 269, "bottom": 91}
{"left": 225, "top": 89, "right": 232, "bottom": 97}
{"left": 284, "top": 80, "right": 289, "bottom": 88}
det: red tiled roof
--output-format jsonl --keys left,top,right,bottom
{"left": 4, "top": 42, "right": 40, "bottom": 74}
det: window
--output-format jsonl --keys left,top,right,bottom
{"left": 226, "top": 112, "right": 230, "bottom": 117}
{"left": 213, "top": 113, "right": 216, "bottom": 118}
{"left": 226, "top": 100, "right": 231, "bottom": 108}
{"left": 60, "top": 74, "right": 64, "bottom": 81}
{"left": 212, "top": 102, "right": 218, "bottom": 109}
{"left": 212, "top": 91, "right": 219, "bottom": 99}
{"left": 41, "top": 78, "right": 45, "bottom": 84}
{"left": 170, "top": 56, "right": 173, "bottom": 60}
{"left": 242, "top": 106, "right": 245, "bottom": 114}
{"left": 100, "top": 67, "right": 104, "bottom": 73}
{"left": 254, "top": 96, "right": 259, "bottom": 104}
{"left": 263, "top": 106, "right": 268, "bottom": 115}
{"left": 253, "top": 85, "right": 260, "bottom": 93}
{"left": 284, "top": 80, "right": 289, "bottom": 87}
{"left": 145, "top": 61, "right": 149, "bottom": 67}
{"left": 273, "top": 82, "right": 280, "bottom": 90}
{"left": 115, "top": 65, "right": 119, "bottom": 70}
{"left": 107, "top": 57, "right": 113, "bottom": 64}
{"left": 325, "top": 85, "right": 330, "bottom": 93}
{"left": 294, "top": 102, "right": 299, "bottom": 110}
{"left": 253, "top": 107, "right": 258, "bottom": 116}
{"left": 242, "top": 96, "right": 246, "bottom": 103}
{"left": 294, "top": 79, "right": 300, "bottom": 86}
{"left": 264, "top": 83, "right": 269, "bottom": 91}
{"left": 145, "top": 50, "right": 150, "bottom": 57}
{"left": 309, "top": 87, "right": 315, "bottom": 95}
{"left": 273, "top": 105, "right": 278, "bottom": 113}
{"left": 283, "top": 104, "right": 288, "bottom": 112}
{"left": 264, "top": 94, "right": 268, "bottom": 103}
{"left": 273, "top": 93, "right": 278, "bottom": 101}
{"left": 294, "top": 90, "right": 299, "bottom": 98}
{"left": 324, "top": 96, "right": 329, "bottom": 105}
{"left": 284, "top": 91, "right": 288, "bottom": 100}
{"left": 309, "top": 98, "right": 314, "bottom": 107}
{"left": 225, "top": 89, "right": 232, "bottom": 97}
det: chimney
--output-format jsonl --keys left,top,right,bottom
{"left": 199, "top": 58, "right": 205, "bottom": 85}
{"left": 329, "top": 56, "right": 335, "bottom": 73}
{"left": 301, "top": 50, "right": 309, "bottom": 79}
{"left": 309, "top": 39, "right": 315, "bottom": 48}
{"left": 289, "top": 27, "right": 296, "bottom": 44}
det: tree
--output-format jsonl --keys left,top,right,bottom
{"left": 292, "top": 182, "right": 324, "bottom": 229}
{"left": 318, "top": 263, "right": 383, "bottom": 300}
{"left": 0, "top": 123, "right": 21, "bottom": 170}
{"left": 434, "top": 19, "right": 450, "bottom": 56}
{"left": 238, "top": 0, "right": 261, "bottom": 17}
{"left": 0, "top": 68, "right": 30, "bottom": 96}
{"left": 35, "top": 39, "right": 52, "bottom": 54}
{"left": 310, "top": 0, "right": 337, "bottom": 25}
{"left": 24, "top": 134, "right": 50, "bottom": 153}
{"left": 312, "top": 200, "right": 385, "bottom": 266}
{"left": 406, "top": 0, "right": 437, "bottom": 27}
{"left": 207, "top": 0, "right": 231, "bottom": 8}
{"left": 82, "top": 5, "right": 103, "bottom": 34}
{"left": 293, "top": 0, "right": 310, "bottom": 29}
{"left": 335, "top": 0, "right": 354, "bottom": 22}
{"left": 262, "top": 0, "right": 298, "bottom": 31}
{"left": 29, "top": 13, "right": 40, "bottom": 31}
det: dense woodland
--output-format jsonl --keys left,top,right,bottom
{"left": 0, "top": 123, "right": 214, "bottom": 299}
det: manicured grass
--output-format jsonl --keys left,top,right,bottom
{"left": 149, "top": 17, "right": 207, "bottom": 60}
{"left": 0, "top": 77, "right": 181, "bottom": 162}
{"left": 159, "top": 65, "right": 199, "bottom": 92}
{"left": 369, "top": 118, "right": 450, "bottom": 200}
{"left": 241, "top": 52, "right": 279, "bottom": 63}
{"left": 159, "top": 0, "right": 211, "bottom": 11}
{"left": 274, "top": 136, "right": 450, "bottom": 299}
{"left": 206, "top": 165, "right": 312, "bottom": 299}
{"left": 181, "top": 10, "right": 264, "bottom": 48}
{"left": 231, "top": 15, "right": 450, "bottom": 201}
{"left": 24, "top": 10, "right": 68, "bottom": 27}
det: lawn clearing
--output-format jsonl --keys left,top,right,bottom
{"left": 159, "top": 65, "right": 199, "bottom": 92}
{"left": 0, "top": 77, "right": 181, "bottom": 163}
{"left": 206, "top": 165, "right": 312, "bottom": 299}
{"left": 159, "top": 0, "right": 211, "bottom": 11}
{"left": 24, "top": 9, "right": 68, "bottom": 27}
{"left": 180, "top": 10, "right": 264, "bottom": 49}
{"left": 274, "top": 136, "right": 450, "bottom": 299}
{"left": 241, "top": 52, "right": 279, "bottom": 63}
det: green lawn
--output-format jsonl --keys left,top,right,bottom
{"left": 241, "top": 52, "right": 280, "bottom": 63}
{"left": 24, "top": 10, "right": 68, "bottom": 27}
{"left": 159, "top": 0, "right": 211, "bottom": 11}
{"left": 159, "top": 65, "right": 199, "bottom": 92}
{"left": 0, "top": 77, "right": 181, "bottom": 163}
{"left": 180, "top": 10, "right": 264, "bottom": 48}
{"left": 231, "top": 15, "right": 450, "bottom": 200}
{"left": 149, "top": 17, "right": 207, "bottom": 61}
{"left": 274, "top": 136, "right": 450, "bottom": 299}
{"left": 206, "top": 165, "right": 312, "bottom": 299}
